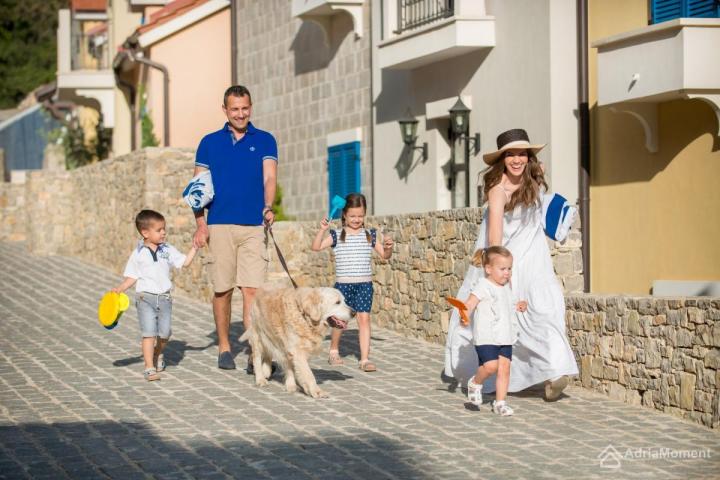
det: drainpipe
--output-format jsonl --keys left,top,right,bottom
{"left": 577, "top": 0, "right": 591, "bottom": 293}
{"left": 129, "top": 52, "right": 170, "bottom": 147}
{"left": 231, "top": 0, "right": 237, "bottom": 84}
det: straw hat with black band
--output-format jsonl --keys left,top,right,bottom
{"left": 483, "top": 128, "right": 546, "bottom": 166}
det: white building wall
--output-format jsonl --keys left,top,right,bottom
{"left": 372, "top": 0, "right": 579, "bottom": 215}
{"left": 549, "top": 0, "right": 579, "bottom": 205}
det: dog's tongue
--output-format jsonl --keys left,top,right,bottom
{"left": 328, "top": 316, "right": 348, "bottom": 329}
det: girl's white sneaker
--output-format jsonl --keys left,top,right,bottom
{"left": 492, "top": 400, "right": 514, "bottom": 416}
{"left": 467, "top": 378, "right": 483, "bottom": 406}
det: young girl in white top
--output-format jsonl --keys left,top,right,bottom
{"left": 311, "top": 193, "right": 393, "bottom": 372}
{"left": 462, "top": 246, "right": 527, "bottom": 416}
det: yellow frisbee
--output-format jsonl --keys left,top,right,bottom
{"left": 117, "top": 292, "right": 130, "bottom": 312}
{"left": 98, "top": 292, "right": 127, "bottom": 329}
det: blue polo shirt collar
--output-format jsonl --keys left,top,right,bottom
{"left": 224, "top": 122, "right": 257, "bottom": 143}
{"left": 136, "top": 241, "right": 168, "bottom": 262}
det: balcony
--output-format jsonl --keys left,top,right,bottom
{"left": 377, "top": 0, "right": 494, "bottom": 70}
{"left": 56, "top": 9, "right": 115, "bottom": 126}
{"left": 593, "top": 18, "right": 720, "bottom": 151}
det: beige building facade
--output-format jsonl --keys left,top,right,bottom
{"left": 589, "top": 0, "right": 720, "bottom": 294}
{"left": 135, "top": 0, "right": 231, "bottom": 149}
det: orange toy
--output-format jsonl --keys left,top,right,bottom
{"left": 446, "top": 297, "right": 469, "bottom": 326}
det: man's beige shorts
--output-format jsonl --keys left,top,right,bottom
{"left": 208, "top": 225, "right": 268, "bottom": 292}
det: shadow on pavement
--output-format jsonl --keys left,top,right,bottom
{"left": 163, "top": 339, "right": 214, "bottom": 367}
{"left": 0, "top": 421, "right": 434, "bottom": 479}
{"left": 204, "top": 320, "right": 250, "bottom": 361}
{"left": 321, "top": 329, "right": 386, "bottom": 364}
{"left": 112, "top": 340, "right": 214, "bottom": 369}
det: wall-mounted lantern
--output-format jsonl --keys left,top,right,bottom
{"left": 448, "top": 97, "right": 480, "bottom": 207}
{"left": 398, "top": 110, "right": 428, "bottom": 161}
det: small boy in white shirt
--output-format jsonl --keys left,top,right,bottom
{"left": 461, "top": 246, "right": 527, "bottom": 416}
{"left": 112, "top": 210, "right": 197, "bottom": 381}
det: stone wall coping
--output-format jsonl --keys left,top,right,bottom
{"left": 567, "top": 293, "right": 720, "bottom": 302}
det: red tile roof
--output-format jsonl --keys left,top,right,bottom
{"left": 71, "top": 0, "right": 107, "bottom": 12}
{"left": 137, "top": 0, "right": 212, "bottom": 34}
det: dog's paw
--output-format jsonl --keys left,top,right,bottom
{"left": 309, "top": 388, "right": 328, "bottom": 398}
{"left": 255, "top": 378, "right": 269, "bottom": 387}
{"left": 285, "top": 382, "right": 297, "bottom": 393}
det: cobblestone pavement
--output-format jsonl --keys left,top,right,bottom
{"left": 1, "top": 241, "right": 719, "bottom": 479}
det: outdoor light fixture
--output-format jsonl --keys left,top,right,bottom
{"left": 447, "top": 96, "right": 481, "bottom": 208}
{"left": 398, "top": 110, "right": 428, "bottom": 161}
{"left": 449, "top": 97, "right": 470, "bottom": 135}
{"left": 448, "top": 97, "right": 480, "bottom": 155}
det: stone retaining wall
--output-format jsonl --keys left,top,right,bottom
{"left": 255, "top": 208, "right": 583, "bottom": 344}
{"left": 19, "top": 148, "right": 215, "bottom": 301}
{"left": 6, "top": 146, "right": 584, "bottom": 316}
{"left": 6, "top": 147, "right": 719, "bottom": 428}
{"left": 0, "top": 181, "right": 26, "bottom": 242}
{"left": 566, "top": 295, "right": 720, "bottom": 428}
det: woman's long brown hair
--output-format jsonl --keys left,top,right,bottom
{"left": 481, "top": 150, "right": 547, "bottom": 211}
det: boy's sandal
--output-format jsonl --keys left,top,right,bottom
{"left": 358, "top": 360, "right": 376, "bottom": 372}
{"left": 154, "top": 353, "right": 166, "bottom": 372}
{"left": 328, "top": 350, "right": 344, "bottom": 366}
{"left": 143, "top": 368, "right": 161, "bottom": 381}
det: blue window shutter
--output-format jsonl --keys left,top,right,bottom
{"left": 652, "top": 0, "right": 719, "bottom": 23}
{"left": 327, "top": 141, "right": 361, "bottom": 219}
{"left": 652, "top": 0, "right": 683, "bottom": 23}
{"left": 686, "top": 0, "right": 720, "bottom": 17}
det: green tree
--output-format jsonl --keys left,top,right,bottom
{"left": 47, "top": 109, "right": 112, "bottom": 170}
{"left": 0, "top": 0, "right": 67, "bottom": 108}
{"left": 273, "top": 184, "right": 292, "bottom": 221}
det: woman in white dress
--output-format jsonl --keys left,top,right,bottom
{"left": 444, "top": 128, "right": 578, "bottom": 400}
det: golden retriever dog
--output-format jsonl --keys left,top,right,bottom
{"left": 240, "top": 286, "right": 355, "bottom": 398}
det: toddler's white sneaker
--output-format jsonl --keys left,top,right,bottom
{"left": 467, "top": 377, "right": 483, "bottom": 406}
{"left": 492, "top": 400, "right": 514, "bottom": 416}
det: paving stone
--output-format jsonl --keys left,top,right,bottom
{"left": 0, "top": 241, "right": 718, "bottom": 479}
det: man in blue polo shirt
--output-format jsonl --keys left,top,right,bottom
{"left": 192, "top": 85, "right": 277, "bottom": 372}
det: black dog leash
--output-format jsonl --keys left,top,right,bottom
{"left": 265, "top": 224, "right": 298, "bottom": 289}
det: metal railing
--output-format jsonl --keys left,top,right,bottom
{"left": 396, "top": 0, "right": 454, "bottom": 33}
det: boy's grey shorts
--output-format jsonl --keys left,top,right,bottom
{"left": 136, "top": 292, "right": 172, "bottom": 339}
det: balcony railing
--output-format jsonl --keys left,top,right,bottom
{"left": 396, "top": 0, "right": 454, "bottom": 33}
{"left": 70, "top": 22, "right": 109, "bottom": 70}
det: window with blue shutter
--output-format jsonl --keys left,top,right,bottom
{"left": 651, "top": 0, "right": 719, "bottom": 24}
{"left": 327, "top": 141, "right": 361, "bottom": 219}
